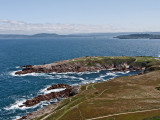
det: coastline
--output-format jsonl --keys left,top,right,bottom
{"left": 17, "top": 76, "right": 127, "bottom": 120}
{"left": 18, "top": 101, "right": 62, "bottom": 120}
{"left": 16, "top": 56, "right": 160, "bottom": 120}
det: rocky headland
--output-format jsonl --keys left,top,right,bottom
{"left": 15, "top": 56, "right": 156, "bottom": 75}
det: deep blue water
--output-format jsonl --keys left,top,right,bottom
{"left": 0, "top": 37, "right": 160, "bottom": 120}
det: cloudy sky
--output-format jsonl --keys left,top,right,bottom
{"left": 0, "top": 0, "right": 160, "bottom": 34}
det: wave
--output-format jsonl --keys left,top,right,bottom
{"left": 80, "top": 71, "right": 130, "bottom": 85}
{"left": 50, "top": 70, "right": 100, "bottom": 75}
{"left": 9, "top": 69, "right": 101, "bottom": 78}
{"left": 4, "top": 98, "right": 31, "bottom": 110}
{"left": 10, "top": 71, "right": 48, "bottom": 77}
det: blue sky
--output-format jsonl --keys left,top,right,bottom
{"left": 0, "top": 0, "right": 160, "bottom": 34}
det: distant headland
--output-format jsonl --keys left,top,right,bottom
{"left": 115, "top": 33, "right": 160, "bottom": 39}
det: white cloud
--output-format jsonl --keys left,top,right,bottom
{"left": 0, "top": 19, "right": 158, "bottom": 34}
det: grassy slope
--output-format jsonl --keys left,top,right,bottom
{"left": 35, "top": 56, "right": 160, "bottom": 120}
{"left": 70, "top": 56, "right": 160, "bottom": 70}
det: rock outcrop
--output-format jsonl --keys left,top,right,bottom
{"left": 47, "top": 84, "right": 72, "bottom": 90}
{"left": 20, "top": 84, "right": 78, "bottom": 107}
{"left": 20, "top": 65, "right": 33, "bottom": 68}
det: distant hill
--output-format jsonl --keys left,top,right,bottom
{"left": 0, "top": 33, "right": 61, "bottom": 39}
{"left": 30, "top": 33, "right": 59, "bottom": 38}
{"left": 0, "top": 32, "right": 133, "bottom": 39}
{"left": 115, "top": 33, "right": 160, "bottom": 39}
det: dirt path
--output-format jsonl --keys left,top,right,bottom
{"left": 86, "top": 108, "right": 160, "bottom": 120}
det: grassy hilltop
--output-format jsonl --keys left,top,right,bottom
{"left": 29, "top": 56, "right": 160, "bottom": 120}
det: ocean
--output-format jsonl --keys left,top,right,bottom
{"left": 0, "top": 36, "right": 160, "bottom": 120}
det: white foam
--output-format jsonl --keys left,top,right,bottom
{"left": 106, "top": 72, "right": 117, "bottom": 76}
{"left": 10, "top": 69, "right": 101, "bottom": 78}
{"left": 4, "top": 99, "right": 29, "bottom": 110}
{"left": 10, "top": 71, "right": 20, "bottom": 76}
{"left": 53, "top": 70, "right": 100, "bottom": 75}
{"left": 78, "top": 71, "right": 123, "bottom": 85}
{"left": 95, "top": 77, "right": 103, "bottom": 81}
{"left": 115, "top": 71, "right": 130, "bottom": 74}
{"left": 46, "top": 74, "right": 85, "bottom": 81}
{"left": 4, "top": 97, "right": 55, "bottom": 111}
{"left": 40, "top": 88, "right": 66, "bottom": 94}
{"left": 12, "top": 116, "right": 21, "bottom": 120}
{"left": 77, "top": 70, "right": 100, "bottom": 75}
{"left": 107, "top": 68, "right": 116, "bottom": 70}
{"left": 10, "top": 71, "right": 49, "bottom": 77}
{"left": 79, "top": 78, "right": 85, "bottom": 80}
{"left": 15, "top": 66, "right": 20, "bottom": 69}
{"left": 20, "top": 72, "right": 48, "bottom": 77}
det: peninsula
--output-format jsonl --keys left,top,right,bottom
{"left": 16, "top": 56, "right": 159, "bottom": 75}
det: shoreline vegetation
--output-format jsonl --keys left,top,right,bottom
{"left": 18, "top": 56, "right": 160, "bottom": 120}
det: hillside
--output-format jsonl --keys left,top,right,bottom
{"left": 31, "top": 70, "right": 160, "bottom": 120}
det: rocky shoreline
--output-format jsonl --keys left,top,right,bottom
{"left": 18, "top": 102, "right": 62, "bottom": 120}
{"left": 19, "top": 84, "right": 80, "bottom": 107}
{"left": 18, "top": 84, "right": 80, "bottom": 120}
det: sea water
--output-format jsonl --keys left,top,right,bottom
{"left": 0, "top": 37, "right": 160, "bottom": 120}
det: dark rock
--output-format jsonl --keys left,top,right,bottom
{"left": 47, "top": 84, "right": 72, "bottom": 90}
{"left": 20, "top": 84, "right": 76, "bottom": 107}
{"left": 20, "top": 65, "right": 33, "bottom": 68}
